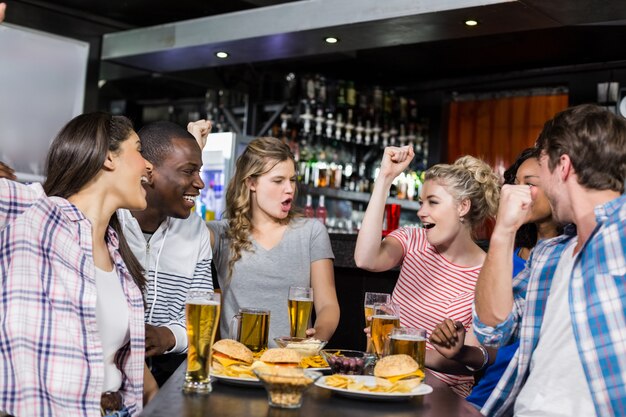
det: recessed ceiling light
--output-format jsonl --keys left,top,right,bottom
{"left": 464, "top": 19, "right": 478, "bottom": 26}
{"left": 215, "top": 51, "right": 229, "bottom": 59}
{"left": 324, "top": 37, "right": 339, "bottom": 44}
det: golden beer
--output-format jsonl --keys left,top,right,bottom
{"left": 288, "top": 298, "right": 313, "bottom": 338}
{"left": 238, "top": 309, "right": 270, "bottom": 352}
{"left": 364, "top": 305, "right": 375, "bottom": 323}
{"left": 389, "top": 334, "right": 427, "bottom": 373}
{"left": 370, "top": 314, "right": 400, "bottom": 357}
{"left": 184, "top": 296, "right": 220, "bottom": 394}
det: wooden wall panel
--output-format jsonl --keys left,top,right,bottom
{"left": 447, "top": 94, "right": 569, "bottom": 175}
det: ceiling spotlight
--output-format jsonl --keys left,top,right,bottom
{"left": 464, "top": 19, "right": 478, "bottom": 26}
{"left": 215, "top": 51, "right": 229, "bottom": 59}
{"left": 324, "top": 37, "right": 339, "bottom": 44}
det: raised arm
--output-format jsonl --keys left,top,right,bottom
{"left": 354, "top": 146, "right": 414, "bottom": 271}
{"left": 474, "top": 184, "right": 534, "bottom": 327}
{"left": 187, "top": 119, "right": 212, "bottom": 150}
{"left": 309, "top": 258, "right": 340, "bottom": 341}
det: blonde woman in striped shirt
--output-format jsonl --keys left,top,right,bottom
{"left": 355, "top": 145, "right": 499, "bottom": 396}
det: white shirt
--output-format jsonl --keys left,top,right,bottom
{"left": 118, "top": 209, "right": 213, "bottom": 353}
{"left": 515, "top": 238, "right": 596, "bottom": 417}
{"left": 95, "top": 267, "right": 130, "bottom": 393}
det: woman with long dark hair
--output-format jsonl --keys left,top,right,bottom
{"left": 1, "top": 112, "right": 155, "bottom": 416}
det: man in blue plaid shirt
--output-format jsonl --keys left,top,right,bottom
{"left": 473, "top": 104, "right": 626, "bottom": 417}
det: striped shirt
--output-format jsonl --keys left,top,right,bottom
{"left": 388, "top": 226, "right": 481, "bottom": 397}
{"left": 119, "top": 209, "right": 213, "bottom": 353}
{"left": 0, "top": 180, "right": 145, "bottom": 417}
{"left": 475, "top": 195, "right": 626, "bottom": 417}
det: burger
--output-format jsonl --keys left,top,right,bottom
{"left": 251, "top": 348, "right": 301, "bottom": 370}
{"left": 373, "top": 354, "right": 424, "bottom": 388}
{"left": 211, "top": 339, "right": 254, "bottom": 374}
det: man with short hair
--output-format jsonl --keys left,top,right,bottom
{"left": 119, "top": 120, "right": 214, "bottom": 386}
{"left": 473, "top": 104, "right": 626, "bottom": 417}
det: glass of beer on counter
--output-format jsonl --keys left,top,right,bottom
{"left": 230, "top": 307, "right": 270, "bottom": 353}
{"left": 387, "top": 327, "right": 427, "bottom": 376}
{"left": 370, "top": 302, "right": 400, "bottom": 357}
{"left": 363, "top": 292, "right": 391, "bottom": 353}
{"left": 288, "top": 286, "right": 313, "bottom": 338}
{"left": 183, "top": 291, "right": 221, "bottom": 394}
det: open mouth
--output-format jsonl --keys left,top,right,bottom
{"left": 281, "top": 198, "right": 293, "bottom": 212}
{"left": 183, "top": 194, "right": 197, "bottom": 204}
{"left": 423, "top": 222, "right": 435, "bottom": 230}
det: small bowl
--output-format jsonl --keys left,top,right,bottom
{"left": 320, "top": 349, "right": 376, "bottom": 375}
{"left": 253, "top": 368, "right": 322, "bottom": 408}
{"left": 273, "top": 337, "right": 328, "bottom": 357}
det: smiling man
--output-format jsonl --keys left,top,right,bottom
{"left": 118, "top": 120, "right": 213, "bottom": 386}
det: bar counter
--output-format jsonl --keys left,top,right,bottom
{"left": 140, "top": 362, "right": 482, "bottom": 417}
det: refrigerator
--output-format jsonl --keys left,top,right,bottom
{"left": 198, "top": 132, "right": 256, "bottom": 220}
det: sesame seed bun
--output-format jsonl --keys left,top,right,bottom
{"left": 259, "top": 348, "right": 301, "bottom": 364}
{"left": 212, "top": 339, "right": 254, "bottom": 364}
{"left": 373, "top": 354, "right": 419, "bottom": 378}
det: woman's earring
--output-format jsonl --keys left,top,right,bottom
{"left": 459, "top": 216, "right": 465, "bottom": 223}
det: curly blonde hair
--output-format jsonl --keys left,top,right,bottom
{"left": 425, "top": 155, "right": 500, "bottom": 238}
{"left": 224, "top": 137, "right": 298, "bottom": 279}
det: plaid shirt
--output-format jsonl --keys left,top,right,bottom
{"left": 474, "top": 194, "right": 626, "bottom": 417}
{"left": 0, "top": 179, "right": 145, "bottom": 417}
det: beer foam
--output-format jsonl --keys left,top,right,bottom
{"left": 390, "top": 335, "right": 427, "bottom": 341}
{"left": 187, "top": 300, "right": 220, "bottom": 306}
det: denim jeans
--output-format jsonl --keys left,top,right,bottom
{"left": 102, "top": 406, "right": 130, "bottom": 417}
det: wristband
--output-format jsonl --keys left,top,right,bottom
{"left": 466, "top": 345, "right": 489, "bottom": 372}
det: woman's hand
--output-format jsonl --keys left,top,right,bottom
{"left": 143, "top": 363, "right": 159, "bottom": 405}
{"left": 378, "top": 146, "right": 415, "bottom": 181}
{"left": 429, "top": 319, "right": 466, "bottom": 360}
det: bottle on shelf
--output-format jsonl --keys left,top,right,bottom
{"left": 315, "top": 195, "right": 327, "bottom": 225}
{"left": 304, "top": 194, "right": 315, "bottom": 218}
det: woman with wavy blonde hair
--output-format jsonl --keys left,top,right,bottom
{"left": 355, "top": 145, "right": 500, "bottom": 397}
{"left": 208, "top": 137, "right": 339, "bottom": 345}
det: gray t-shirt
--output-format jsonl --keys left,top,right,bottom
{"left": 208, "top": 218, "right": 334, "bottom": 346}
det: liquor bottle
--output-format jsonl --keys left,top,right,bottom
{"left": 324, "top": 111, "right": 335, "bottom": 139}
{"left": 315, "top": 195, "right": 327, "bottom": 225}
{"left": 344, "top": 109, "right": 354, "bottom": 143}
{"left": 364, "top": 120, "right": 372, "bottom": 146}
{"left": 304, "top": 194, "right": 315, "bottom": 218}
{"left": 334, "top": 112, "right": 344, "bottom": 141}
{"left": 346, "top": 81, "right": 356, "bottom": 108}
{"left": 314, "top": 107, "right": 325, "bottom": 138}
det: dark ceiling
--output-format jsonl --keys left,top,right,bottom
{"left": 10, "top": 0, "right": 626, "bottom": 103}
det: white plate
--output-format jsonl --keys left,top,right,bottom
{"left": 211, "top": 373, "right": 262, "bottom": 387}
{"left": 315, "top": 375, "right": 433, "bottom": 401}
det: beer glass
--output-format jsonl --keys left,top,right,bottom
{"left": 370, "top": 302, "right": 400, "bottom": 357}
{"left": 387, "top": 327, "right": 427, "bottom": 376}
{"left": 363, "top": 292, "right": 391, "bottom": 353}
{"left": 183, "top": 291, "right": 221, "bottom": 394}
{"left": 229, "top": 307, "right": 270, "bottom": 353}
{"left": 288, "top": 286, "right": 313, "bottom": 338}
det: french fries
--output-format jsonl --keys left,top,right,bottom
{"left": 212, "top": 353, "right": 328, "bottom": 379}
{"left": 324, "top": 374, "right": 421, "bottom": 393}
{"left": 300, "top": 355, "right": 328, "bottom": 368}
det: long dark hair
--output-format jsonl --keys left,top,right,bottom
{"left": 43, "top": 112, "right": 146, "bottom": 290}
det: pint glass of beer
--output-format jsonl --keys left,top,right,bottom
{"left": 288, "top": 286, "right": 313, "bottom": 338}
{"left": 363, "top": 292, "right": 391, "bottom": 353}
{"left": 183, "top": 291, "right": 221, "bottom": 394}
{"left": 387, "top": 327, "right": 427, "bottom": 376}
{"left": 370, "top": 302, "right": 400, "bottom": 357}
{"left": 230, "top": 308, "right": 270, "bottom": 352}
